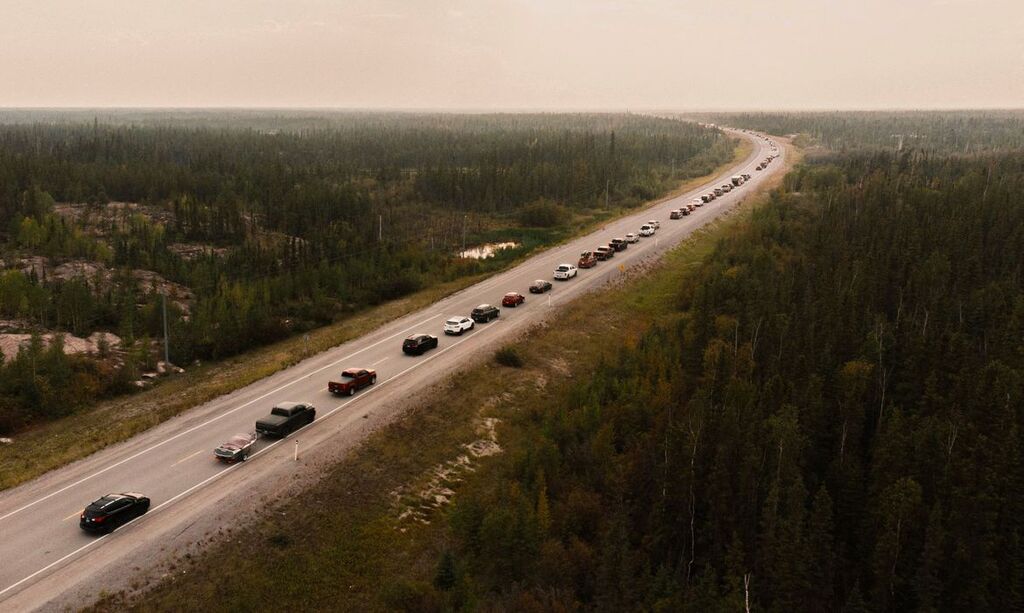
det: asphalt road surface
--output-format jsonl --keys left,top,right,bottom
{"left": 0, "top": 128, "right": 783, "bottom": 610}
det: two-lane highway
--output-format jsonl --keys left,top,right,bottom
{"left": 0, "top": 128, "right": 784, "bottom": 610}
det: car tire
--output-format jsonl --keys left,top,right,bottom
{"left": 348, "top": 386, "right": 355, "bottom": 396}
{"left": 370, "top": 376, "right": 377, "bottom": 384}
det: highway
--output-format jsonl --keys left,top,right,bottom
{"left": 0, "top": 128, "right": 783, "bottom": 610}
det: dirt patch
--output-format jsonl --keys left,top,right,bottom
{"left": 53, "top": 201, "right": 175, "bottom": 234}
{"left": 392, "top": 410, "right": 503, "bottom": 526}
{"left": 0, "top": 331, "right": 121, "bottom": 363}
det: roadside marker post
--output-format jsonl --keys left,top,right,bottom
{"left": 294, "top": 440, "right": 298, "bottom": 461}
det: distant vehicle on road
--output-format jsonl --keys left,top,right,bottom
{"left": 403, "top": 333, "right": 440, "bottom": 354}
{"left": 529, "top": 279, "right": 552, "bottom": 294}
{"left": 595, "top": 246, "right": 614, "bottom": 260}
{"left": 502, "top": 292, "right": 526, "bottom": 307}
{"left": 625, "top": 232, "right": 639, "bottom": 243}
{"left": 742, "top": 173, "right": 752, "bottom": 181}
{"left": 443, "top": 316, "right": 475, "bottom": 335}
{"left": 639, "top": 224, "right": 655, "bottom": 237}
{"left": 610, "top": 238, "right": 628, "bottom": 251}
{"left": 691, "top": 198, "right": 704, "bottom": 207}
{"left": 713, "top": 188, "right": 723, "bottom": 196}
{"left": 721, "top": 184, "right": 732, "bottom": 192}
{"left": 731, "top": 175, "right": 743, "bottom": 186}
{"left": 256, "top": 402, "right": 316, "bottom": 437}
{"left": 328, "top": 368, "right": 377, "bottom": 395}
{"left": 553, "top": 263, "right": 578, "bottom": 280}
{"left": 670, "top": 209, "right": 683, "bottom": 219}
{"left": 578, "top": 251, "right": 598, "bottom": 268}
{"left": 80, "top": 493, "right": 151, "bottom": 533}
{"left": 647, "top": 219, "right": 660, "bottom": 229}
{"left": 471, "top": 304, "right": 500, "bottom": 323}
{"left": 214, "top": 433, "right": 256, "bottom": 463}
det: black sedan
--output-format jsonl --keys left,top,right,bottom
{"left": 80, "top": 492, "right": 151, "bottom": 533}
{"left": 403, "top": 333, "right": 439, "bottom": 355}
{"left": 529, "top": 279, "right": 553, "bottom": 294}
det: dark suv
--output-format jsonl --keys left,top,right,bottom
{"left": 403, "top": 334, "right": 438, "bottom": 355}
{"left": 610, "top": 238, "right": 628, "bottom": 251}
{"left": 471, "top": 304, "right": 500, "bottom": 323}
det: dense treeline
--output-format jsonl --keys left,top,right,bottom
{"left": 0, "top": 112, "right": 731, "bottom": 432}
{"left": 692, "top": 110, "right": 1024, "bottom": 153}
{"left": 438, "top": 147, "right": 1024, "bottom": 610}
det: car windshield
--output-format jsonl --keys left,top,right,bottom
{"left": 446, "top": 319, "right": 460, "bottom": 326}
{"left": 557, "top": 266, "right": 568, "bottom": 271}
{"left": 227, "top": 435, "right": 250, "bottom": 446}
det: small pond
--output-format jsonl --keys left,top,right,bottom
{"left": 458, "top": 242, "right": 520, "bottom": 259}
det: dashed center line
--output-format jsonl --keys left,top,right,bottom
{"left": 171, "top": 450, "right": 205, "bottom": 467}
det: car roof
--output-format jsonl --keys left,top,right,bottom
{"left": 505, "top": 291, "right": 519, "bottom": 296}
{"left": 474, "top": 304, "right": 492, "bottom": 309}
{"left": 91, "top": 493, "right": 137, "bottom": 509}
{"left": 275, "top": 401, "right": 301, "bottom": 410}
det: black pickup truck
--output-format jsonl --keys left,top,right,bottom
{"left": 255, "top": 402, "right": 315, "bottom": 438}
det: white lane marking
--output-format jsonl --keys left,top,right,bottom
{"left": 62, "top": 511, "right": 81, "bottom": 522}
{"left": 171, "top": 450, "right": 205, "bottom": 467}
{"left": 0, "top": 133, "right": 773, "bottom": 598}
{"left": 0, "top": 322, "right": 498, "bottom": 599}
{"left": 370, "top": 357, "right": 389, "bottom": 367}
{"left": 0, "top": 312, "right": 444, "bottom": 524}
{"left": 0, "top": 532, "right": 111, "bottom": 598}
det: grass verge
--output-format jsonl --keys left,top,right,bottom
{"left": 0, "top": 135, "right": 752, "bottom": 493}
{"left": 85, "top": 136, "right": 797, "bottom": 612}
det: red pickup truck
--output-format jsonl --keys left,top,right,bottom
{"left": 578, "top": 251, "right": 598, "bottom": 268}
{"left": 328, "top": 368, "right": 377, "bottom": 396}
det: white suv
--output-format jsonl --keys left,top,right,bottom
{"left": 553, "top": 263, "right": 578, "bottom": 280}
{"left": 647, "top": 219, "right": 660, "bottom": 230}
{"left": 639, "top": 225, "right": 655, "bottom": 237}
{"left": 443, "top": 316, "right": 475, "bottom": 335}
{"left": 625, "top": 232, "right": 639, "bottom": 243}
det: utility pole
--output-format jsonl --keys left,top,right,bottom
{"left": 604, "top": 180, "right": 610, "bottom": 208}
{"left": 462, "top": 214, "right": 467, "bottom": 254}
{"left": 161, "top": 289, "right": 170, "bottom": 365}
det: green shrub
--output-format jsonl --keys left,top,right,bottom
{"left": 494, "top": 346, "right": 524, "bottom": 368}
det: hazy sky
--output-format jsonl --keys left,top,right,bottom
{"left": 1, "top": 0, "right": 1021, "bottom": 110}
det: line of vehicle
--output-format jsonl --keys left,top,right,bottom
{"left": 0, "top": 311, "right": 444, "bottom": 524}
{"left": 0, "top": 131, "right": 773, "bottom": 601}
